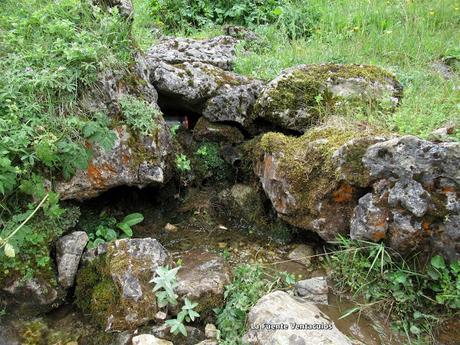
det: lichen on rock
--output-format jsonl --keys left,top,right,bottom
{"left": 75, "top": 238, "right": 170, "bottom": 331}
{"left": 253, "top": 63, "right": 403, "bottom": 132}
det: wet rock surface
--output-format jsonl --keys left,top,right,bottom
{"left": 56, "top": 231, "right": 89, "bottom": 288}
{"left": 175, "top": 250, "right": 231, "bottom": 314}
{"left": 242, "top": 290, "right": 353, "bottom": 345}
{"left": 295, "top": 277, "right": 329, "bottom": 304}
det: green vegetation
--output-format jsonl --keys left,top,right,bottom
{"left": 119, "top": 95, "right": 160, "bottom": 136}
{"left": 215, "top": 264, "right": 295, "bottom": 344}
{"left": 138, "top": 0, "right": 459, "bottom": 139}
{"left": 195, "top": 142, "right": 229, "bottom": 181}
{"left": 80, "top": 211, "right": 144, "bottom": 249}
{"left": 151, "top": 265, "right": 200, "bottom": 336}
{"left": 327, "top": 236, "right": 460, "bottom": 342}
{"left": 175, "top": 154, "right": 192, "bottom": 173}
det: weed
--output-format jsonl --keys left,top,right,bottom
{"left": 175, "top": 154, "right": 192, "bottom": 173}
{"left": 326, "top": 236, "right": 460, "bottom": 342}
{"left": 150, "top": 265, "right": 200, "bottom": 336}
{"left": 215, "top": 264, "right": 296, "bottom": 344}
{"left": 119, "top": 95, "right": 160, "bottom": 136}
{"left": 82, "top": 212, "right": 144, "bottom": 249}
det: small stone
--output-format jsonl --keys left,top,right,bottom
{"left": 56, "top": 231, "right": 89, "bottom": 288}
{"left": 154, "top": 311, "right": 167, "bottom": 322}
{"left": 164, "top": 223, "right": 178, "bottom": 232}
{"left": 287, "top": 244, "right": 315, "bottom": 268}
{"left": 217, "top": 242, "right": 227, "bottom": 249}
{"left": 205, "top": 324, "right": 218, "bottom": 339}
{"left": 132, "top": 334, "right": 173, "bottom": 345}
{"left": 294, "top": 277, "right": 329, "bottom": 304}
{"left": 218, "top": 225, "right": 228, "bottom": 230}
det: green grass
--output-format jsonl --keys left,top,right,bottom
{"left": 326, "top": 236, "right": 460, "bottom": 344}
{"left": 135, "top": 0, "right": 460, "bottom": 139}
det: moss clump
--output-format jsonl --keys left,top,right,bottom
{"left": 255, "top": 64, "right": 401, "bottom": 131}
{"left": 0, "top": 207, "right": 80, "bottom": 315}
{"left": 74, "top": 256, "right": 120, "bottom": 329}
{"left": 257, "top": 124, "right": 374, "bottom": 228}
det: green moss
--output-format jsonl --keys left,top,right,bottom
{"left": 255, "top": 64, "right": 401, "bottom": 129}
{"left": 257, "top": 125, "right": 373, "bottom": 227}
{"left": 75, "top": 256, "right": 120, "bottom": 329}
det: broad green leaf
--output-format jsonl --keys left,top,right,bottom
{"left": 119, "top": 213, "right": 144, "bottom": 227}
{"left": 431, "top": 255, "right": 446, "bottom": 270}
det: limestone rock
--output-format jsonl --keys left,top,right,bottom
{"left": 56, "top": 231, "right": 89, "bottom": 288}
{"left": 75, "top": 238, "right": 170, "bottom": 331}
{"left": 294, "top": 277, "right": 329, "bottom": 304}
{"left": 0, "top": 276, "right": 66, "bottom": 317}
{"left": 204, "top": 324, "right": 218, "bottom": 339}
{"left": 287, "top": 244, "right": 315, "bottom": 268}
{"left": 253, "top": 126, "right": 373, "bottom": 240}
{"left": 148, "top": 60, "right": 262, "bottom": 126}
{"left": 253, "top": 64, "right": 402, "bottom": 132}
{"left": 132, "top": 334, "right": 173, "bottom": 345}
{"left": 193, "top": 117, "right": 244, "bottom": 144}
{"left": 175, "top": 251, "right": 231, "bottom": 314}
{"left": 56, "top": 124, "right": 173, "bottom": 200}
{"left": 242, "top": 291, "right": 353, "bottom": 345}
{"left": 147, "top": 36, "right": 238, "bottom": 71}
{"left": 147, "top": 324, "right": 205, "bottom": 345}
{"left": 351, "top": 136, "right": 460, "bottom": 260}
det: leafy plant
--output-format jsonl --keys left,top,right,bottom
{"left": 326, "top": 236, "right": 460, "bottom": 342}
{"left": 165, "top": 298, "right": 200, "bottom": 336}
{"left": 150, "top": 266, "right": 200, "bottom": 336}
{"left": 175, "top": 154, "right": 191, "bottom": 173}
{"left": 216, "top": 264, "right": 295, "bottom": 344}
{"left": 119, "top": 95, "right": 160, "bottom": 136}
{"left": 151, "top": 265, "right": 180, "bottom": 307}
{"left": 85, "top": 212, "right": 144, "bottom": 249}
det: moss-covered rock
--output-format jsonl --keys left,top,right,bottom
{"left": 74, "top": 238, "right": 170, "bottom": 331}
{"left": 253, "top": 124, "right": 379, "bottom": 240}
{"left": 253, "top": 63, "right": 403, "bottom": 132}
{"left": 0, "top": 207, "right": 80, "bottom": 317}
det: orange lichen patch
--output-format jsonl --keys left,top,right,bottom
{"left": 441, "top": 186, "right": 456, "bottom": 194}
{"left": 371, "top": 218, "right": 387, "bottom": 229}
{"left": 87, "top": 163, "right": 105, "bottom": 186}
{"left": 121, "top": 153, "right": 130, "bottom": 165}
{"left": 84, "top": 141, "right": 93, "bottom": 149}
{"left": 372, "top": 231, "right": 386, "bottom": 241}
{"left": 422, "top": 221, "right": 431, "bottom": 232}
{"left": 332, "top": 183, "right": 354, "bottom": 203}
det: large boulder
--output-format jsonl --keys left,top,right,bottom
{"left": 75, "top": 238, "right": 170, "bottom": 331}
{"left": 56, "top": 123, "right": 173, "bottom": 200}
{"left": 253, "top": 64, "right": 402, "bottom": 132}
{"left": 175, "top": 251, "right": 231, "bottom": 314}
{"left": 253, "top": 125, "right": 377, "bottom": 240}
{"left": 147, "top": 36, "right": 238, "bottom": 71}
{"left": 350, "top": 136, "right": 460, "bottom": 260}
{"left": 254, "top": 127, "right": 460, "bottom": 259}
{"left": 242, "top": 291, "right": 353, "bottom": 345}
{"left": 146, "top": 37, "right": 263, "bottom": 127}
